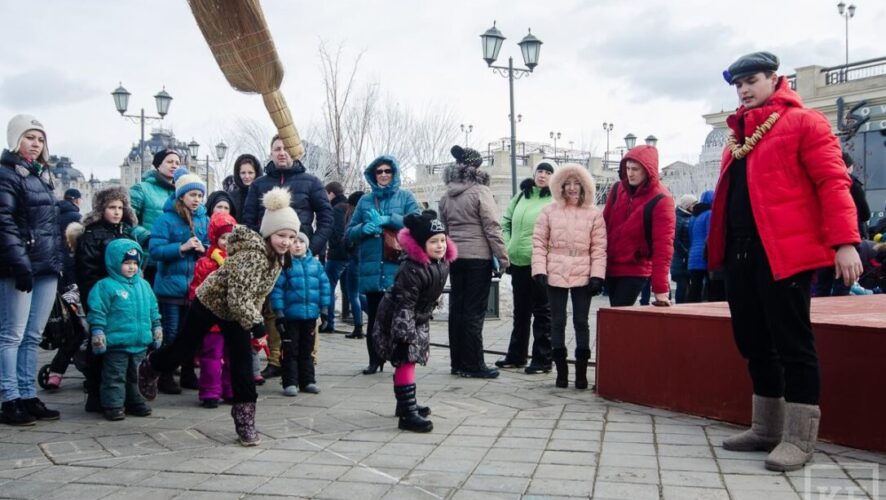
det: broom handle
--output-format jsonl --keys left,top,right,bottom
{"left": 262, "top": 90, "right": 305, "bottom": 160}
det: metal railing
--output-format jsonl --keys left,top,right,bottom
{"left": 823, "top": 56, "right": 886, "bottom": 85}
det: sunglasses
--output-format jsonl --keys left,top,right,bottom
{"left": 376, "top": 169, "right": 393, "bottom": 175}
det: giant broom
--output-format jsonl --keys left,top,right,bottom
{"left": 187, "top": 0, "right": 305, "bottom": 159}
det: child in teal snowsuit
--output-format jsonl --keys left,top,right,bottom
{"left": 87, "top": 239, "right": 162, "bottom": 421}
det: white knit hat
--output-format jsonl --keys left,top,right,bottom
{"left": 7, "top": 114, "right": 48, "bottom": 164}
{"left": 260, "top": 187, "right": 301, "bottom": 237}
{"left": 173, "top": 166, "right": 207, "bottom": 199}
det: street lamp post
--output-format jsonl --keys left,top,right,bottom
{"left": 480, "top": 22, "right": 543, "bottom": 196}
{"left": 623, "top": 133, "right": 658, "bottom": 150}
{"left": 837, "top": 2, "right": 857, "bottom": 68}
{"left": 111, "top": 83, "right": 173, "bottom": 178}
{"left": 549, "top": 131, "right": 561, "bottom": 159}
{"left": 188, "top": 139, "right": 228, "bottom": 188}
{"left": 460, "top": 124, "right": 474, "bottom": 147}
{"left": 602, "top": 122, "right": 614, "bottom": 168}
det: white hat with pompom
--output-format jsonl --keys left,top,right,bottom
{"left": 259, "top": 187, "right": 301, "bottom": 237}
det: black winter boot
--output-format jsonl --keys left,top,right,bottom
{"left": 179, "top": 362, "right": 198, "bottom": 390}
{"left": 231, "top": 402, "right": 261, "bottom": 446}
{"left": 394, "top": 384, "right": 433, "bottom": 433}
{"left": 1, "top": 399, "right": 36, "bottom": 426}
{"left": 157, "top": 372, "right": 181, "bottom": 395}
{"left": 345, "top": 324, "right": 364, "bottom": 339}
{"left": 574, "top": 349, "right": 591, "bottom": 390}
{"left": 552, "top": 347, "right": 568, "bottom": 388}
{"left": 394, "top": 382, "right": 431, "bottom": 418}
{"left": 23, "top": 397, "right": 60, "bottom": 420}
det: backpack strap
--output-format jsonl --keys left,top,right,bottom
{"left": 644, "top": 193, "right": 666, "bottom": 255}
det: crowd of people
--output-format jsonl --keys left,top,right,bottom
{"left": 0, "top": 50, "right": 880, "bottom": 471}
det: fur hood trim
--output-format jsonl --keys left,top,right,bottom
{"left": 550, "top": 163, "right": 597, "bottom": 207}
{"left": 443, "top": 163, "right": 489, "bottom": 187}
{"left": 82, "top": 186, "right": 138, "bottom": 227}
{"left": 397, "top": 228, "right": 457, "bottom": 266}
{"left": 65, "top": 222, "right": 84, "bottom": 252}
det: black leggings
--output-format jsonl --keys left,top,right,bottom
{"left": 365, "top": 292, "right": 385, "bottom": 366}
{"left": 606, "top": 277, "right": 649, "bottom": 307}
{"left": 150, "top": 299, "right": 257, "bottom": 403}
{"left": 548, "top": 285, "right": 592, "bottom": 351}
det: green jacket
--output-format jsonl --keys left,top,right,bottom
{"left": 502, "top": 179, "right": 553, "bottom": 267}
{"left": 87, "top": 239, "right": 161, "bottom": 354}
{"left": 129, "top": 169, "right": 175, "bottom": 248}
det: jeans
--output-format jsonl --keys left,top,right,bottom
{"left": 100, "top": 350, "right": 146, "bottom": 409}
{"left": 548, "top": 285, "right": 593, "bottom": 351}
{"left": 686, "top": 270, "right": 708, "bottom": 303}
{"left": 324, "top": 260, "right": 348, "bottom": 328}
{"left": 504, "top": 265, "right": 551, "bottom": 366}
{"left": 344, "top": 258, "right": 366, "bottom": 326}
{"left": 281, "top": 319, "right": 317, "bottom": 388}
{"left": 158, "top": 301, "right": 188, "bottom": 347}
{"left": 448, "top": 259, "right": 492, "bottom": 372}
{"left": 673, "top": 275, "right": 690, "bottom": 304}
{"left": 0, "top": 275, "right": 58, "bottom": 402}
{"left": 606, "top": 277, "right": 649, "bottom": 307}
{"left": 639, "top": 281, "right": 652, "bottom": 305}
{"left": 725, "top": 237, "right": 819, "bottom": 404}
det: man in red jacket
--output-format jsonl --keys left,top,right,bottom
{"left": 602, "top": 145, "right": 676, "bottom": 306}
{"left": 709, "top": 52, "right": 862, "bottom": 472}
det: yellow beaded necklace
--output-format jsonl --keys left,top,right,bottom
{"left": 726, "top": 112, "right": 780, "bottom": 160}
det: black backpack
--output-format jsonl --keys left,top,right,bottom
{"left": 607, "top": 185, "right": 666, "bottom": 256}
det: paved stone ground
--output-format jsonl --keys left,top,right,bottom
{"left": 1, "top": 307, "right": 883, "bottom": 499}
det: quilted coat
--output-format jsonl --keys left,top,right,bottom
{"left": 148, "top": 196, "right": 209, "bottom": 298}
{"left": 129, "top": 169, "right": 175, "bottom": 248}
{"left": 270, "top": 249, "right": 332, "bottom": 321}
{"left": 707, "top": 77, "right": 860, "bottom": 279}
{"left": 502, "top": 178, "right": 553, "bottom": 267}
{"left": 187, "top": 212, "right": 236, "bottom": 301}
{"left": 532, "top": 163, "right": 607, "bottom": 288}
{"left": 688, "top": 190, "right": 714, "bottom": 272}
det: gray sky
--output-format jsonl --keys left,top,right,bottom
{"left": 1, "top": 0, "right": 882, "bottom": 182}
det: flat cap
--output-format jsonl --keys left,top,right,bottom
{"left": 723, "top": 51, "right": 780, "bottom": 84}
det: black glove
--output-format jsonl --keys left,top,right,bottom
{"left": 14, "top": 273, "right": 33, "bottom": 293}
{"left": 251, "top": 322, "right": 266, "bottom": 339}
{"left": 275, "top": 318, "right": 287, "bottom": 336}
{"left": 588, "top": 277, "right": 605, "bottom": 296}
{"left": 533, "top": 274, "right": 548, "bottom": 288}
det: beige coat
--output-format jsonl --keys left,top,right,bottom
{"left": 532, "top": 163, "right": 607, "bottom": 288}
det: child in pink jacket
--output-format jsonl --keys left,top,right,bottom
{"left": 532, "top": 163, "right": 607, "bottom": 390}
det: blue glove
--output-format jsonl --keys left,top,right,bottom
{"left": 152, "top": 327, "right": 163, "bottom": 350}
{"left": 362, "top": 222, "right": 380, "bottom": 235}
{"left": 367, "top": 209, "right": 382, "bottom": 225}
{"left": 378, "top": 215, "right": 392, "bottom": 226}
{"left": 91, "top": 331, "right": 107, "bottom": 355}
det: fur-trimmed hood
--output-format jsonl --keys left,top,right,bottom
{"left": 82, "top": 186, "right": 138, "bottom": 227}
{"left": 443, "top": 163, "right": 489, "bottom": 196}
{"left": 550, "top": 163, "right": 596, "bottom": 207}
{"left": 397, "top": 228, "right": 457, "bottom": 266}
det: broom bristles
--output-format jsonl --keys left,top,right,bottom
{"left": 188, "top": 0, "right": 304, "bottom": 159}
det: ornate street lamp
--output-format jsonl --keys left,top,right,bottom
{"left": 624, "top": 133, "right": 637, "bottom": 150}
{"left": 111, "top": 83, "right": 173, "bottom": 177}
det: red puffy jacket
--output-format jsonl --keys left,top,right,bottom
{"left": 188, "top": 212, "right": 236, "bottom": 301}
{"left": 603, "top": 146, "right": 676, "bottom": 294}
{"left": 707, "top": 78, "right": 860, "bottom": 279}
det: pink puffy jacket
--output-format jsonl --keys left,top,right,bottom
{"left": 532, "top": 163, "right": 608, "bottom": 288}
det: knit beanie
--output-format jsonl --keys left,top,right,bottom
{"left": 296, "top": 232, "right": 310, "bottom": 246}
{"left": 7, "top": 114, "right": 48, "bottom": 164}
{"left": 152, "top": 149, "right": 179, "bottom": 168}
{"left": 122, "top": 247, "right": 140, "bottom": 264}
{"left": 535, "top": 161, "right": 555, "bottom": 174}
{"left": 451, "top": 145, "right": 483, "bottom": 168}
{"left": 677, "top": 194, "right": 698, "bottom": 211}
{"left": 173, "top": 167, "right": 207, "bottom": 199}
{"left": 404, "top": 210, "right": 447, "bottom": 248}
{"left": 259, "top": 187, "right": 301, "bottom": 237}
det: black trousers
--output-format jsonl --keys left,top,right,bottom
{"left": 548, "top": 285, "right": 592, "bottom": 351}
{"left": 151, "top": 299, "right": 257, "bottom": 403}
{"left": 686, "top": 270, "right": 707, "bottom": 303}
{"left": 725, "top": 237, "right": 819, "bottom": 405}
{"left": 504, "top": 265, "right": 551, "bottom": 366}
{"left": 606, "top": 277, "right": 649, "bottom": 307}
{"left": 448, "top": 259, "right": 492, "bottom": 372}
{"left": 281, "top": 319, "right": 317, "bottom": 388}
{"left": 365, "top": 292, "right": 385, "bottom": 366}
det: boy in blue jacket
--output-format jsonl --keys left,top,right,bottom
{"left": 88, "top": 239, "right": 162, "bottom": 421}
{"left": 270, "top": 233, "right": 331, "bottom": 397}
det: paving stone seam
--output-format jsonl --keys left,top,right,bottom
{"left": 588, "top": 404, "right": 610, "bottom": 498}
{"left": 650, "top": 414, "right": 666, "bottom": 499}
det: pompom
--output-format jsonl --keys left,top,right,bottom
{"left": 262, "top": 187, "right": 292, "bottom": 211}
{"left": 173, "top": 166, "right": 191, "bottom": 183}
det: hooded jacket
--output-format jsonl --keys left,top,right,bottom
{"left": 188, "top": 212, "right": 236, "bottom": 301}
{"left": 438, "top": 163, "right": 509, "bottom": 266}
{"left": 532, "top": 164, "right": 607, "bottom": 288}
{"left": 270, "top": 249, "right": 332, "bottom": 321}
{"left": 228, "top": 154, "right": 263, "bottom": 217}
{"left": 149, "top": 196, "right": 209, "bottom": 298}
{"left": 129, "top": 169, "right": 175, "bottom": 248}
{"left": 206, "top": 190, "right": 237, "bottom": 220}
{"left": 241, "top": 159, "right": 333, "bottom": 255}
{"left": 326, "top": 193, "right": 350, "bottom": 261}
{"left": 346, "top": 156, "right": 420, "bottom": 293}
{"left": 57, "top": 198, "right": 81, "bottom": 286}
{"left": 0, "top": 149, "right": 61, "bottom": 279}
{"left": 602, "top": 145, "right": 676, "bottom": 294}
{"left": 196, "top": 225, "right": 283, "bottom": 330}
{"left": 707, "top": 78, "right": 860, "bottom": 278}
{"left": 502, "top": 178, "right": 553, "bottom": 267}
{"left": 86, "top": 239, "right": 161, "bottom": 354}
{"left": 372, "top": 228, "right": 457, "bottom": 366}
{"left": 688, "top": 190, "right": 714, "bottom": 271}
{"left": 671, "top": 205, "right": 693, "bottom": 279}
{"left": 72, "top": 186, "right": 138, "bottom": 306}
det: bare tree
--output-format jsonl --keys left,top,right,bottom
{"left": 318, "top": 40, "right": 366, "bottom": 185}
{"left": 368, "top": 93, "right": 415, "bottom": 169}
{"left": 341, "top": 82, "right": 379, "bottom": 190}
{"left": 411, "top": 102, "right": 460, "bottom": 168}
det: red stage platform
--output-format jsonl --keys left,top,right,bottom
{"left": 596, "top": 295, "right": 886, "bottom": 452}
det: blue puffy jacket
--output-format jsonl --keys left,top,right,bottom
{"left": 87, "top": 239, "right": 161, "bottom": 353}
{"left": 688, "top": 190, "right": 714, "bottom": 271}
{"left": 149, "top": 196, "right": 209, "bottom": 298}
{"left": 270, "top": 250, "right": 332, "bottom": 320}
{"left": 346, "top": 156, "right": 420, "bottom": 293}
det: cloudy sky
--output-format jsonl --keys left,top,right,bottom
{"left": 1, "top": 0, "right": 882, "bottom": 181}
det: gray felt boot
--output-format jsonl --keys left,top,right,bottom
{"left": 764, "top": 402, "right": 821, "bottom": 472}
{"left": 722, "top": 395, "right": 784, "bottom": 452}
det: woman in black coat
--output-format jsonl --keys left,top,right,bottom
{"left": 0, "top": 114, "right": 62, "bottom": 425}
{"left": 227, "top": 154, "right": 262, "bottom": 218}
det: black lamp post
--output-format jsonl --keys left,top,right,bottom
{"left": 188, "top": 139, "right": 228, "bottom": 188}
{"left": 481, "top": 22, "right": 543, "bottom": 195}
{"left": 602, "top": 122, "right": 614, "bottom": 168}
{"left": 550, "top": 131, "right": 561, "bottom": 159}
{"left": 837, "top": 2, "right": 856, "bottom": 68}
{"left": 111, "top": 83, "right": 173, "bottom": 178}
